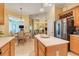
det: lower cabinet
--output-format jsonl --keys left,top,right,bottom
{"left": 0, "top": 38, "right": 15, "bottom": 56}
{"left": 34, "top": 38, "right": 68, "bottom": 56}
{"left": 34, "top": 38, "right": 38, "bottom": 56}
{"left": 38, "top": 48, "right": 45, "bottom": 56}
{"left": 38, "top": 41, "right": 45, "bottom": 56}
{"left": 2, "top": 49, "right": 10, "bottom": 56}
{"left": 10, "top": 39, "right": 15, "bottom": 56}
{"left": 70, "top": 35, "right": 79, "bottom": 55}
{"left": 1, "top": 43, "right": 10, "bottom": 56}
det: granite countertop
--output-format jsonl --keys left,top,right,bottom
{"left": 35, "top": 34, "right": 69, "bottom": 47}
{"left": 70, "top": 34, "right": 79, "bottom": 36}
{"left": 0, "top": 36, "right": 15, "bottom": 48}
{"left": 70, "top": 34, "right": 79, "bottom": 38}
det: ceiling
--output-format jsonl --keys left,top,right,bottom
{"left": 6, "top": 3, "right": 78, "bottom": 16}
{"left": 5, "top": 3, "right": 48, "bottom": 15}
{"left": 5, "top": 3, "right": 66, "bottom": 16}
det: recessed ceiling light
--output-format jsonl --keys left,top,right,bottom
{"left": 43, "top": 3, "right": 49, "bottom": 7}
{"left": 40, "top": 8, "right": 44, "bottom": 12}
{"left": 43, "top": 3, "right": 52, "bottom": 7}
{"left": 48, "top": 4, "right": 52, "bottom": 6}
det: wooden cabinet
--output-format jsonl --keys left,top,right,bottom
{"left": 46, "top": 44, "right": 68, "bottom": 56}
{"left": 73, "top": 7, "right": 79, "bottom": 26}
{"left": 2, "top": 49, "right": 10, "bottom": 56}
{"left": 0, "top": 38, "right": 15, "bottom": 56}
{"left": 34, "top": 38, "right": 38, "bottom": 56}
{"left": 70, "top": 35, "right": 79, "bottom": 55}
{"left": 38, "top": 48, "right": 45, "bottom": 56}
{"left": 34, "top": 37, "right": 68, "bottom": 56}
{"left": 59, "top": 6, "right": 79, "bottom": 27}
{"left": 38, "top": 41, "right": 45, "bottom": 56}
{"left": 1, "top": 43, "right": 10, "bottom": 56}
{"left": 0, "top": 3, "right": 4, "bottom": 25}
{"left": 10, "top": 39, "right": 15, "bottom": 56}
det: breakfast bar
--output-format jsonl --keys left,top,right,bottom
{"left": 34, "top": 34, "right": 69, "bottom": 56}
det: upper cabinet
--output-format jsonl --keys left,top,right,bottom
{"left": 73, "top": 7, "right": 79, "bottom": 27}
{"left": 0, "top": 3, "right": 4, "bottom": 25}
{"left": 59, "top": 6, "right": 79, "bottom": 27}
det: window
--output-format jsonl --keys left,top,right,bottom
{"left": 9, "top": 16, "right": 24, "bottom": 34}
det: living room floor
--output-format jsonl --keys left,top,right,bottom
{"left": 15, "top": 39, "right": 77, "bottom": 56}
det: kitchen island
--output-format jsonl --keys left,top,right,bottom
{"left": 34, "top": 34, "right": 69, "bottom": 56}
{"left": 0, "top": 36, "right": 16, "bottom": 56}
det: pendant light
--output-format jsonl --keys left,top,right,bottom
{"left": 20, "top": 7, "right": 22, "bottom": 20}
{"left": 40, "top": 4, "right": 44, "bottom": 12}
{"left": 19, "top": 7, "right": 24, "bottom": 25}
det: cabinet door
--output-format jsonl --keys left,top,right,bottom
{"left": 38, "top": 48, "right": 45, "bottom": 56}
{"left": 38, "top": 41, "right": 45, "bottom": 53}
{"left": 10, "top": 39, "right": 15, "bottom": 56}
{"left": 46, "top": 46, "right": 57, "bottom": 56}
{"left": 74, "top": 7, "right": 79, "bottom": 26}
{"left": 0, "top": 3, "right": 4, "bottom": 24}
{"left": 34, "top": 38, "right": 38, "bottom": 56}
{"left": 38, "top": 41, "right": 45, "bottom": 56}
{"left": 2, "top": 49, "right": 10, "bottom": 56}
{"left": 70, "top": 36, "right": 79, "bottom": 54}
{"left": 1, "top": 43, "right": 10, "bottom": 56}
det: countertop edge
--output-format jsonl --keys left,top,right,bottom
{"left": 35, "top": 34, "right": 69, "bottom": 47}
{"left": 0, "top": 37, "right": 15, "bottom": 48}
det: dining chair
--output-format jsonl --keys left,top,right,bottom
{"left": 17, "top": 31, "right": 26, "bottom": 45}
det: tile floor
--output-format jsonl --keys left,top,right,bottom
{"left": 15, "top": 39, "right": 77, "bottom": 56}
{"left": 15, "top": 39, "right": 34, "bottom": 56}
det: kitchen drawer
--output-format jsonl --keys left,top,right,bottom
{"left": 38, "top": 41, "right": 45, "bottom": 53}
{"left": 1, "top": 43, "right": 10, "bottom": 54}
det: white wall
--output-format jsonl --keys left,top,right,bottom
{"left": 47, "top": 5, "right": 55, "bottom": 36}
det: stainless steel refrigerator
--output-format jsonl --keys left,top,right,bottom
{"left": 54, "top": 16, "right": 74, "bottom": 40}
{"left": 62, "top": 18, "right": 67, "bottom": 40}
{"left": 62, "top": 16, "right": 74, "bottom": 51}
{"left": 54, "top": 16, "right": 74, "bottom": 51}
{"left": 54, "top": 20, "right": 62, "bottom": 38}
{"left": 62, "top": 16, "right": 74, "bottom": 40}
